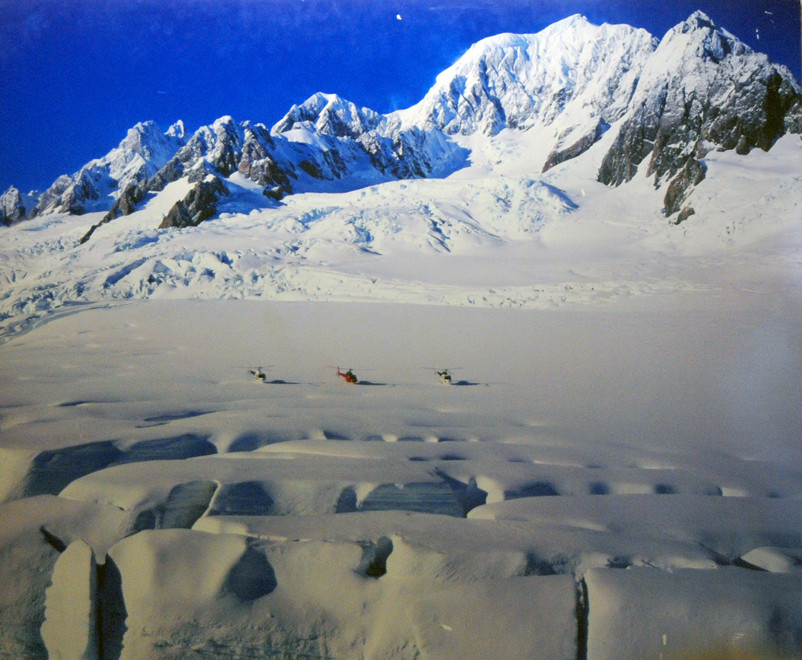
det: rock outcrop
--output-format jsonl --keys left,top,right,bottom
{"left": 597, "top": 11, "right": 801, "bottom": 218}
{"left": 159, "top": 177, "right": 230, "bottom": 229}
{"left": 0, "top": 187, "right": 27, "bottom": 226}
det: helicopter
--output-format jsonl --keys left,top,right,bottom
{"left": 435, "top": 368, "right": 453, "bottom": 384}
{"left": 336, "top": 367, "right": 358, "bottom": 384}
{"left": 423, "top": 367, "right": 458, "bottom": 384}
{"left": 248, "top": 366, "right": 268, "bottom": 383}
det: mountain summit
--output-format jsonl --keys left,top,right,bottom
{"left": 391, "top": 15, "right": 657, "bottom": 138}
{"left": 2, "top": 12, "right": 799, "bottom": 228}
{"left": 272, "top": 93, "right": 383, "bottom": 139}
{"left": 598, "top": 10, "right": 800, "bottom": 217}
{"left": 29, "top": 121, "right": 186, "bottom": 219}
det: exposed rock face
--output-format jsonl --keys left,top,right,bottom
{"left": 597, "top": 11, "right": 801, "bottom": 217}
{"left": 0, "top": 187, "right": 27, "bottom": 226}
{"left": 238, "top": 124, "right": 292, "bottom": 197}
{"left": 674, "top": 205, "right": 696, "bottom": 225}
{"left": 159, "top": 177, "right": 230, "bottom": 229}
{"left": 543, "top": 122, "right": 608, "bottom": 172}
{"left": 206, "top": 116, "right": 242, "bottom": 177}
{"left": 148, "top": 121, "right": 230, "bottom": 192}
{"left": 78, "top": 183, "right": 151, "bottom": 245}
{"left": 111, "top": 183, "right": 148, "bottom": 217}
{"left": 664, "top": 159, "right": 707, "bottom": 218}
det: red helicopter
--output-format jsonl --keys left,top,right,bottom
{"left": 336, "top": 367, "right": 358, "bottom": 384}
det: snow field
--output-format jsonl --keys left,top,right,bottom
{"left": 3, "top": 134, "right": 799, "bottom": 339}
{"left": 0, "top": 292, "right": 800, "bottom": 658}
{"left": 585, "top": 568, "right": 802, "bottom": 660}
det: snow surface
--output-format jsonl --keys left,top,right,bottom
{"left": 1, "top": 50, "right": 801, "bottom": 660}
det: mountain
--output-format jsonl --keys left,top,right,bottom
{"left": 1, "top": 11, "right": 799, "bottom": 233}
{"left": 272, "top": 92, "right": 383, "bottom": 138}
{"left": 28, "top": 121, "right": 187, "bottom": 219}
{"left": 76, "top": 102, "right": 469, "bottom": 243}
{"left": 598, "top": 10, "right": 802, "bottom": 219}
{"left": 0, "top": 187, "right": 27, "bottom": 226}
{"left": 390, "top": 15, "right": 657, "bottom": 140}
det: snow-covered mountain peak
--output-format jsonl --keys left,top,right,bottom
{"left": 117, "top": 120, "right": 185, "bottom": 165}
{"left": 166, "top": 120, "right": 186, "bottom": 140}
{"left": 272, "top": 92, "right": 381, "bottom": 139}
{"left": 675, "top": 8, "right": 743, "bottom": 42}
{"left": 393, "top": 16, "right": 657, "bottom": 137}
{"left": 597, "top": 11, "right": 800, "bottom": 219}
{"left": 549, "top": 12, "right": 589, "bottom": 27}
{"left": 17, "top": 119, "right": 188, "bottom": 217}
{"left": 212, "top": 115, "right": 237, "bottom": 132}
{"left": 460, "top": 13, "right": 591, "bottom": 52}
{"left": 659, "top": 9, "right": 752, "bottom": 67}
{"left": 120, "top": 121, "right": 159, "bottom": 150}
{"left": 192, "top": 115, "right": 240, "bottom": 150}
{"left": 535, "top": 12, "right": 605, "bottom": 41}
{"left": 682, "top": 9, "right": 716, "bottom": 29}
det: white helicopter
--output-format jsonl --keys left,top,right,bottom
{"left": 248, "top": 366, "right": 269, "bottom": 383}
{"left": 424, "top": 367, "right": 458, "bottom": 384}
{"left": 436, "top": 369, "right": 452, "bottom": 384}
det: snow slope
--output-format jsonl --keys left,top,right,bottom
{"left": 392, "top": 14, "right": 657, "bottom": 137}
{"left": 1, "top": 132, "right": 799, "bottom": 337}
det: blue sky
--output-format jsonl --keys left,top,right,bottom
{"left": 1, "top": 0, "right": 799, "bottom": 195}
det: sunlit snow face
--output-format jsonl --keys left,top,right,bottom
{"left": 1, "top": 1, "right": 798, "bottom": 194}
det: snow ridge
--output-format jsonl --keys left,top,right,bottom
{"left": 392, "top": 15, "right": 658, "bottom": 137}
{"left": 31, "top": 122, "right": 187, "bottom": 218}
{"left": 2, "top": 12, "right": 799, "bottom": 228}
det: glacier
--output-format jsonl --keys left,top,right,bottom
{"left": 0, "top": 11, "right": 801, "bottom": 660}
